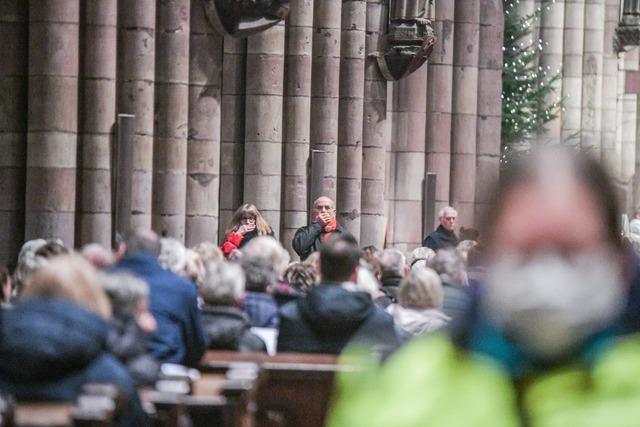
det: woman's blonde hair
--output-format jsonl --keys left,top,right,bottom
{"left": 225, "top": 204, "right": 272, "bottom": 236}
{"left": 398, "top": 267, "right": 444, "bottom": 310}
{"left": 21, "top": 253, "right": 112, "bottom": 319}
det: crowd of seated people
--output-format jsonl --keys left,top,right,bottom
{"left": 4, "top": 148, "right": 640, "bottom": 426}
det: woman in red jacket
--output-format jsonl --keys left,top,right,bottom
{"left": 220, "top": 204, "right": 274, "bottom": 258}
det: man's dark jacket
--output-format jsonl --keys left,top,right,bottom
{"left": 112, "top": 254, "right": 207, "bottom": 367}
{"left": 422, "top": 225, "right": 459, "bottom": 251}
{"left": 201, "top": 305, "right": 267, "bottom": 352}
{"left": 277, "top": 284, "right": 401, "bottom": 354}
{"left": 0, "top": 299, "right": 147, "bottom": 427}
{"left": 292, "top": 223, "right": 352, "bottom": 261}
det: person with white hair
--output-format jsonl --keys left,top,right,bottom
{"left": 422, "top": 206, "right": 459, "bottom": 251}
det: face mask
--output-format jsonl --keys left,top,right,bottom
{"left": 481, "top": 251, "right": 625, "bottom": 361}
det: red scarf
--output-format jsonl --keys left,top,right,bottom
{"left": 322, "top": 219, "right": 337, "bottom": 241}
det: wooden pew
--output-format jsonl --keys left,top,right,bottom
{"left": 200, "top": 351, "right": 345, "bottom": 427}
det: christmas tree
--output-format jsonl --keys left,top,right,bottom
{"left": 501, "top": 0, "right": 562, "bottom": 164}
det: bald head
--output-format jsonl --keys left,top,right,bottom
{"left": 313, "top": 196, "right": 336, "bottom": 224}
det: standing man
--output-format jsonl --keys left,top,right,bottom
{"left": 422, "top": 206, "right": 459, "bottom": 251}
{"left": 292, "top": 196, "right": 353, "bottom": 261}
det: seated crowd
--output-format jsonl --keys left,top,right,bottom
{"left": 2, "top": 148, "right": 640, "bottom": 426}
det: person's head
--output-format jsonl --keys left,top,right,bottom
{"left": 481, "top": 147, "right": 626, "bottom": 361}
{"left": 283, "top": 262, "right": 318, "bottom": 292}
{"left": 101, "top": 272, "right": 157, "bottom": 333}
{"left": 438, "top": 207, "right": 458, "bottom": 232}
{"left": 320, "top": 234, "right": 361, "bottom": 283}
{"left": 360, "top": 252, "right": 382, "bottom": 283}
{"left": 456, "top": 240, "right": 478, "bottom": 262}
{"left": 192, "top": 241, "right": 224, "bottom": 263}
{"left": 377, "top": 249, "right": 408, "bottom": 280}
{"left": 411, "top": 246, "right": 436, "bottom": 264}
{"left": 303, "top": 251, "right": 321, "bottom": 279}
{"left": 239, "top": 256, "right": 277, "bottom": 293}
{"left": 21, "top": 253, "right": 112, "bottom": 320}
{"left": 243, "top": 236, "right": 290, "bottom": 276}
{"left": 158, "top": 237, "right": 187, "bottom": 274}
{"left": 13, "top": 238, "right": 68, "bottom": 294}
{"left": 200, "top": 261, "right": 246, "bottom": 306}
{"left": 80, "top": 243, "right": 115, "bottom": 270}
{"left": 313, "top": 196, "right": 336, "bottom": 223}
{"left": 398, "top": 268, "right": 444, "bottom": 310}
{"left": 183, "top": 249, "right": 205, "bottom": 286}
{"left": 361, "top": 245, "right": 379, "bottom": 256}
{"left": 426, "top": 248, "right": 467, "bottom": 286}
{"left": 226, "top": 204, "right": 272, "bottom": 236}
{"left": 123, "top": 228, "right": 161, "bottom": 257}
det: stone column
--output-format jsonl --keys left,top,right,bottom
{"left": 449, "top": 0, "right": 480, "bottom": 227}
{"left": 361, "top": 0, "right": 388, "bottom": 249}
{"left": 0, "top": 1, "right": 28, "bottom": 265}
{"left": 117, "top": 0, "right": 156, "bottom": 229}
{"left": 475, "top": 0, "right": 503, "bottom": 226}
{"left": 620, "top": 50, "right": 638, "bottom": 186}
{"left": 218, "top": 37, "right": 246, "bottom": 239}
{"left": 310, "top": 0, "right": 342, "bottom": 199}
{"left": 425, "top": 0, "right": 454, "bottom": 223}
{"left": 388, "top": 68, "right": 427, "bottom": 253}
{"left": 337, "top": 0, "right": 366, "bottom": 241}
{"left": 186, "top": 1, "right": 223, "bottom": 247}
{"left": 562, "top": 0, "right": 585, "bottom": 141}
{"left": 601, "top": 0, "right": 620, "bottom": 175}
{"left": 152, "top": 0, "right": 190, "bottom": 239}
{"left": 283, "top": 0, "right": 313, "bottom": 257}
{"left": 78, "top": 0, "right": 117, "bottom": 247}
{"left": 243, "top": 24, "right": 285, "bottom": 238}
{"left": 26, "top": 0, "right": 79, "bottom": 245}
{"left": 539, "top": 0, "right": 564, "bottom": 140}
{"left": 580, "top": 0, "right": 604, "bottom": 154}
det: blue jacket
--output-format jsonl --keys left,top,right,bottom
{"left": 278, "top": 284, "right": 401, "bottom": 354}
{"left": 112, "top": 254, "right": 207, "bottom": 367}
{"left": 0, "top": 299, "right": 146, "bottom": 427}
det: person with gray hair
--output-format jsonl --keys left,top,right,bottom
{"left": 422, "top": 206, "right": 459, "bottom": 251}
{"left": 426, "top": 248, "right": 470, "bottom": 321}
{"left": 200, "top": 261, "right": 267, "bottom": 353}
{"left": 376, "top": 249, "right": 409, "bottom": 308}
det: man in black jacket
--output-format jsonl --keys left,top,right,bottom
{"left": 292, "top": 196, "right": 353, "bottom": 261}
{"left": 278, "top": 235, "right": 401, "bottom": 354}
{"left": 422, "top": 206, "right": 459, "bottom": 251}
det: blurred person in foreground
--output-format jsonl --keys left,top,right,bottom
{"left": 328, "top": 148, "right": 640, "bottom": 427}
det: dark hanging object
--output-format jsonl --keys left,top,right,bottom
{"left": 615, "top": 0, "right": 640, "bottom": 52}
{"left": 203, "top": 0, "right": 290, "bottom": 37}
{"left": 372, "top": 0, "right": 437, "bottom": 81}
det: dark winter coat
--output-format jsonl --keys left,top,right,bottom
{"left": 0, "top": 299, "right": 147, "bottom": 427}
{"left": 201, "top": 305, "right": 267, "bottom": 352}
{"left": 292, "top": 223, "right": 353, "bottom": 261}
{"left": 242, "top": 291, "right": 279, "bottom": 329}
{"left": 277, "top": 284, "right": 401, "bottom": 354}
{"left": 112, "top": 254, "right": 207, "bottom": 367}
{"left": 422, "top": 225, "right": 459, "bottom": 251}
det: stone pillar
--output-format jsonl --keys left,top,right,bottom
{"left": 539, "top": 0, "right": 565, "bottom": 140}
{"left": 0, "top": 1, "right": 28, "bottom": 265}
{"left": 310, "top": 0, "right": 342, "bottom": 199}
{"left": 449, "top": 0, "right": 480, "bottom": 227}
{"left": 337, "top": 0, "right": 366, "bottom": 241}
{"left": 621, "top": 49, "right": 638, "bottom": 185}
{"left": 581, "top": 0, "right": 604, "bottom": 155}
{"left": 243, "top": 24, "right": 285, "bottom": 238}
{"left": 218, "top": 37, "right": 246, "bottom": 239}
{"left": 601, "top": 0, "right": 621, "bottom": 176}
{"left": 475, "top": 0, "right": 503, "bottom": 226}
{"left": 388, "top": 67, "right": 427, "bottom": 253}
{"left": 186, "top": 1, "right": 223, "bottom": 247}
{"left": 425, "top": 0, "right": 454, "bottom": 223}
{"left": 562, "top": 0, "right": 585, "bottom": 141}
{"left": 117, "top": 0, "right": 155, "bottom": 229}
{"left": 283, "top": 0, "right": 313, "bottom": 257}
{"left": 152, "top": 0, "right": 190, "bottom": 239}
{"left": 360, "top": 0, "right": 388, "bottom": 248}
{"left": 78, "top": 0, "right": 117, "bottom": 247}
{"left": 26, "top": 0, "right": 79, "bottom": 246}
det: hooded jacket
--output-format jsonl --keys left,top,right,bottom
{"left": 0, "top": 298, "right": 146, "bottom": 427}
{"left": 277, "top": 284, "right": 401, "bottom": 354}
{"left": 201, "top": 304, "right": 267, "bottom": 352}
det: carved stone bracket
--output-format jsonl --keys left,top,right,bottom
{"left": 203, "top": 0, "right": 290, "bottom": 37}
{"left": 372, "top": 18, "right": 437, "bottom": 81}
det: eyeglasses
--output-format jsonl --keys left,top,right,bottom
{"left": 314, "top": 205, "right": 333, "bottom": 211}
{"left": 240, "top": 216, "right": 256, "bottom": 223}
